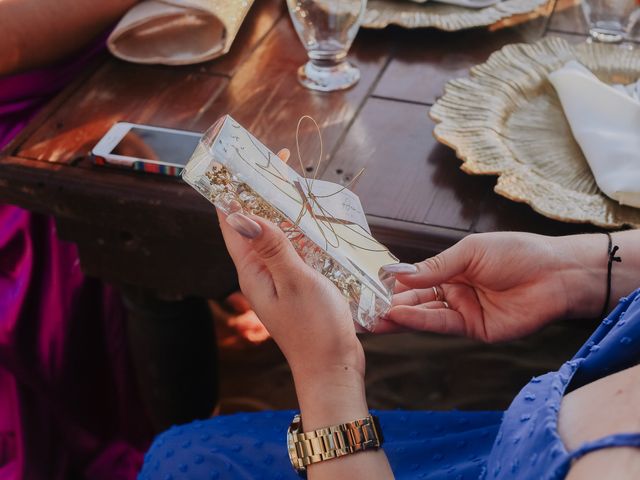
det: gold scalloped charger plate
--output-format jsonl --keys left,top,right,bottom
{"left": 430, "top": 37, "right": 640, "bottom": 228}
{"left": 363, "top": 0, "right": 547, "bottom": 30}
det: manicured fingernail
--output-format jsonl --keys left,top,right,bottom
{"left": 226, "top": 213, "right": 262, "bottom": 239}
{"left": 381, "top": 263, "right": 418, "bottom": 274}
{"left": 278, "top": 148, "right": 290, "bottom": 163}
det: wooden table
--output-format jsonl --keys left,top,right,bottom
{"left": 0, "top": 0, "right": 601, "bottom": 301}
{"left": 0, "top": 0, "right": 623, "bottom": 430}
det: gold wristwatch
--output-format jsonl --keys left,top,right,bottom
{"left": 287, "top": 413, "right": 383, "bottom": 473}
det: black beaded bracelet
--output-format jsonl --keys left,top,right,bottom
{"left": 601, "top": 232, "right": 622, "bottom": 320}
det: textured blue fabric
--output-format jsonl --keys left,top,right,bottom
{"left": 140, "top": 289, "right": 640, "bottom": 480}
{"left": 484, "top": 289, "right": 640, "bottom": 480}
{"left": 139, "top": 410, "right": 501, "bottom": 480}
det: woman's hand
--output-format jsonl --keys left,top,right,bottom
{"left": 217, "top": 206, "right": 364, "bottom": 379}
{"left": 217, "top": 147, "right": 363, "bottom": 377}
{"left": 218, "top": 148, "right": 372, "bottom": 439}
{"left": 384, "top": 232, "right": 610, "bottom": 343}
{"left": 219, "top": 205, "right": 394, "bottom": 479}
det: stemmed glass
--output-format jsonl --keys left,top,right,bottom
{"left": 582, "top": 0, "right": 639, "bottom": 44}
{"left": 286, "top": 0, "right": 367, "bottom": 92}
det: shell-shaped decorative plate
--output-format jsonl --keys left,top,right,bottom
{"left": 430, "top": 37, "right": 640, "bottom": 229}
{"left": 363, "top": 0, "right": 548, "bottom": 30}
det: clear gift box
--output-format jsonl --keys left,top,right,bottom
{"left": 182, "top": 115, "right": 398, "bottom": 331}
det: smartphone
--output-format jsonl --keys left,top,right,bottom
{"left": 92, "top": 122, "right": 201, "bottom": 176}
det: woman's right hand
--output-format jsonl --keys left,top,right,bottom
{"left": 384, "top": 232, "right": 608, "bottom": 342}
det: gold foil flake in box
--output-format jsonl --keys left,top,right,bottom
{"left": 182, "top": 115, "right": 399, "bottom": 331}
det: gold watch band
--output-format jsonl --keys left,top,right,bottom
{"left": 287, "top": 414, "right": 383, "bottom": 471}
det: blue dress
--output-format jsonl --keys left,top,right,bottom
{"left": 139, "top": 289, "right": 640, "bottom": 479}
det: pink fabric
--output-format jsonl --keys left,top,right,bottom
{"left": 0, "top": 43, "right": 152, "bottom": 479}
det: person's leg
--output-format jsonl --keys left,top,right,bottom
{"left": 139, "top": 410, "right": 502, "bottom": 480}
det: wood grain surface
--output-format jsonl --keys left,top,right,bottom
{"left": 0, "top": 0, "right": 606, "bottom": 298}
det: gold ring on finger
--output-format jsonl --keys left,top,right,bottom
{"left": 432, "top": 285, "right": 444, "bottom": 302}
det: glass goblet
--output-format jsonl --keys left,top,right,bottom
{"left": 582, "top": 0, "right": 639, "bottom": 44}
{"left": 286, "top": 0, "right": 367, "bottom": 92}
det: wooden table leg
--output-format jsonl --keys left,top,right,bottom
{"left": 122, "top": 286, "right": 219, "bottom": 432}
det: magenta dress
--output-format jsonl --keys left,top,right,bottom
{"left": 0, "top": 44, "right": 152, "bottom": 479}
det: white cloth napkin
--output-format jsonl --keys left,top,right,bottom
{"left": 549, "top": 60, "right": 640, "bottom": 208}
{"left": 107, "top": 0, "right": 254, "bottom": 66}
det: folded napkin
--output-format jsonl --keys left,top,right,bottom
{"left": 408, "top": 0, "right": 500, "bottom": 9}
{"left": 549, "top": 60, "right": 640, "bottom": 208}
{"left": 107, "top": 0, "right": 254, "bottom": 65}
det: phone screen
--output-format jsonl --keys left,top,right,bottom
{"left": 110, "top": 127, "right": 201, "bottom": 167}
